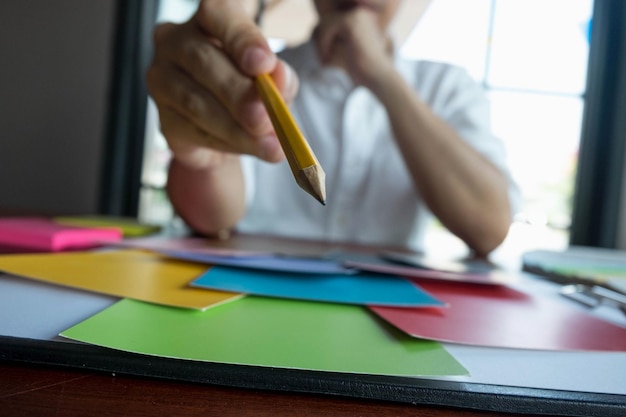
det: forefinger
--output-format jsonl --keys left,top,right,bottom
{"left": 193, "top": 0, "right": 276, "bottom": 76}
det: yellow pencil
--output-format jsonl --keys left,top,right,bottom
{"left": 255, "top": 73, "right": 326, "bottom": 205}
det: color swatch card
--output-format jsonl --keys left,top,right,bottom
{"left": 381, "top": 251, "right": 497, "bottom": 273}
{"left": 343, "top": 259, "right": 514, "bottom": 285}
{"left": 0, "top": 249, "right": 241, "bottom": 310}
{"left": 54, "top": 215, "right": 161, "bottom": 237}
{"left": 0, "top": 217, "right": 122, "bottom": 252}
{"left": 60, "top": 296, "right": 467, "bottom": 377}
{"left": 162, "top": 250, "right": 354, "bottom": 274}
{"left": 114, "top": 237, "right": 269, "bottom": 257}
{"left": 523, "top": 247, "right": 626, "bottom": 284}
{"left": 371, "top": 279, "right": 626, "bottom": 351}
{"left": 191, "top": 266, "right": 444, "bottom": 307}
{"left": 330, "top": 251, "right": 514, "bottom": 285}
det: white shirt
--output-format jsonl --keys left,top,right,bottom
{"left": 238, "top": 41, "right": 517, "bottom": 252}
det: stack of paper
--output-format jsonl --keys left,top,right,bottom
{"left": 2, "top": 233, "right": 626, "bottom": 381}
{"left": 0, "top": 217, "right": 122, "bottom": 252}
{"left": 523, "top": 246, "right": 626, "bottom": 292}
{"left": 0, "top": 246, "right": 465, "bottom": 377}
{"left": 132, "top": 240, "right": 626, "bottom": 351}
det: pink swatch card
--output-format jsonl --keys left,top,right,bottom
{"left": 343, "top": 260, "right": 514, "bottom": 285}
{"left": 0, "top": 217, "right": 122, "bottom": 252}
{"left": 112, "top": 237, "right": 270, "bottom": 257}
{"left": 370, "top": 279, "right": 626, "bottom": 351}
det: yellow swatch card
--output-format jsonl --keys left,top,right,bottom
{"left": 54, "top": 215, "right": 161, "bottom": 237}
{"left": 0, "top": 249, "right": 241, "bottom": 310}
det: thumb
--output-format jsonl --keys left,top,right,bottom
{"left": 272, "top": 60, "right": 299, "bottom": 104}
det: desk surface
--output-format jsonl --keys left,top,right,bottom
{"left": 1, "top": 231, "right": 626, "bottom": 416}
{"left": 1, "top": 361, "right": 527, "bottom": 417}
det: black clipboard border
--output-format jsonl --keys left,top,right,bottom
{"left": 1, "top": 336, "right": 625, "bottom": 417}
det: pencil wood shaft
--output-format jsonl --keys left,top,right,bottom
{"left": 255, "top": 73, "right": 326, "bottom": 205}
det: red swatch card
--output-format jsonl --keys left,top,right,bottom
{"left": 0, "top": 217, "right": 122, "bottom": 252}
{"left": 370, "top": 279, "right": 626, "bottom": 351}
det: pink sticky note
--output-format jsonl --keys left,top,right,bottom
{"left": 371, "top": 279, "right": 626, "bottom": 351}
{"left": 0, "top": 217, "right": 122, "bottom": 252}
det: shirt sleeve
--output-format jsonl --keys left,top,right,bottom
{"left": 447, "top": 66, "right": 523, "bottom": 217}
{"left": 412, "top": 61, "right": 522, "bottom": 216}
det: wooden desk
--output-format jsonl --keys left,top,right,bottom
{"left": 1, "top": 361, "right": 526, "bottom": 417}
{"left": 1, "top": 229, "right": 625, "bottom": 416}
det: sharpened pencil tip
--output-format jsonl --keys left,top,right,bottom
{"left": 297, "top": 165, "right": 327, "bottom": 206}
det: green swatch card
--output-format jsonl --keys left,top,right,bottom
{"left": 61, "top": 297, "right": 467, "bottom": 377}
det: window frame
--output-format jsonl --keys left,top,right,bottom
{"left": 570, "top": 0, "right": 626, "bottom": 248}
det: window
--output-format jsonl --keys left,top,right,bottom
{"left": 137, "top": 0, "right": 199, "bottom": 225}
{"left": 399, "top": 0, "right": 593, "bottom": 257}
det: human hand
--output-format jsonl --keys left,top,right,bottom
{"left": 146, "top": 0, "right": 298, "bottom": 170}
{"left": 313, "top": 3, "right": 394, "bottom": 88}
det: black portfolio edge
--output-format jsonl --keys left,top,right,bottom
{"left": 1, "top": 336, "right": 625, "bottom": 417}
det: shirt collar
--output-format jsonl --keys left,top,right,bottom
{"left": 298, "top": 39, "right": 355, "bottom": 93}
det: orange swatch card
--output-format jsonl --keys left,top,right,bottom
{"left": 0, "top": 249, "right": 241, "bottom": 310}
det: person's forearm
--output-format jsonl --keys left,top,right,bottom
{"left": 367, "top": 70, "right": 511, "bottom": 256}
{"left": 166, "top": 155, "right": 246, "bottom": 237}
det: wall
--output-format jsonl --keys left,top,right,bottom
{"left": 0, "top": 2, "right": 116, "bottom": 215}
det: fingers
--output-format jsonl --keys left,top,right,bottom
{"left": 146, "top": 1, "right": 298, "bottom": 166}
{"left": 314, "top": 11, "right": 370, "bottom": 66}
{"left": 313, "top": 14, "right": 344, "bottom": 65}
{"left": 147, "top": 45, "right": 280, "bottom": 161}
{"left": 159, "top": 105, "right": 285, "bottom": 166}
{"left": 158, "top": 23, "right": 273, "bottom": 135}
{"left": 313, "top": 8, "right": 390, "bottom": 85}
{"left": 152, "top": 22, "right": 298, "bottom": 134}
{"left": 193, "top": 0, "right": 276, "bottom": 75}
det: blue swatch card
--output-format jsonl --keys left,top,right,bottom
{"left": 162, "top": 250, "right": 355, "bottom": 275}
{"left": 191, "top": 266, "right": 445, "bottom": 307}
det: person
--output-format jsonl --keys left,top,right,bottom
{"left": 146, "top": 0, "right": 518, "bottom": 257}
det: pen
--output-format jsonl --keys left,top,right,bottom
{"left": 254, "top": 73, "right": 327, "bottom": 205}
{"left": 560, "top": 283, "right": 626, "bottom": 316}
